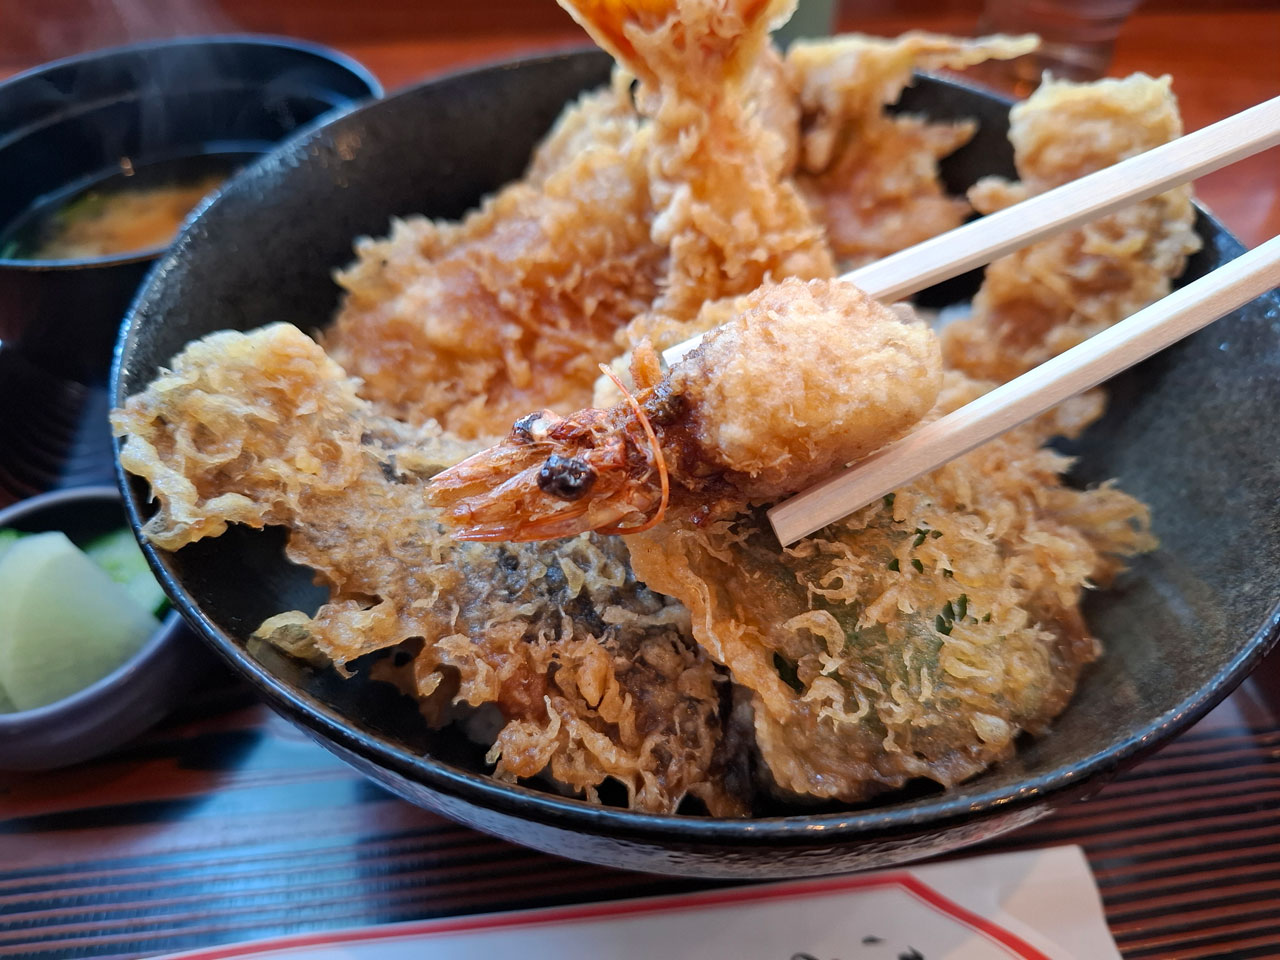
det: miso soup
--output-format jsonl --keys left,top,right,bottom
{"left": 0, "top": 153, "right": 246, "bottom": 261}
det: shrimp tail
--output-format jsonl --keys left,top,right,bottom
{"left": 557, "top": 0, "right": 795, "bottom": 87}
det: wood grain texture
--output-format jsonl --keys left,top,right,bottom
{"left": 2, "top": 655, "right": 1279, "bottom": 959}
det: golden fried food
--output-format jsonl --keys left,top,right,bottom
{"left": 114, "top": 323, "right": 371, "bottom": 550}
{"left": 626, "top": 374, "right": 1155, "bottom": 801}
{"left": 114, "top": 0, "right": 1183, "bottom": 815}
{"left": 563, "top": 0, "right": 836, "bottom": 352}
{"left": 788, "top": 32, "right": 1037, "bottom": 266}
{"left": 325, "top": 78, "right": 664, "bottom": 439}
{"left": 426, "top": 278, "right": 941, "bottom": 539}
{"left": 114, "top": 324, "right": 741, "bottom": 815}
{"left": 942, "top": 73, "right": 1202, "bottom": 382}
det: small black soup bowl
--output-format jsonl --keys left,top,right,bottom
{"left": 0, "top": 35, "right": 380, "bottom": 384}
{"left": 113, "top": 50, "right": 1280, "bottom": 878}
{"left": 0, "top": 486, "right": 204, "bottom": 769}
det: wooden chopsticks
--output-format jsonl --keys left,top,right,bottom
{"left": 768, "top": 231, "right": 1280, "bottom": 545}
{"left": 658, "top": 93, "right": 1280, "bottom": 547}
{"left": 662, "top": 94, "right": 1280, "bottom": 368}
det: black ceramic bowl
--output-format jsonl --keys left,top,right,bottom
{"left": 0, "top": 35, "right": 380, "bottom": 385}
{"left": 113, "top": 50, "right": 1280, "bottom": 878}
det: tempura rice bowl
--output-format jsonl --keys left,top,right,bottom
{"left": 112, "top": 50, "right": 1280, "bottom": 877}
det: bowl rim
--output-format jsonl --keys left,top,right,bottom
{"left": 0, "top": 33, "right": 383, "bottom": 110}
{"left": 0, "top": 33, "right": 382, "bottom": 272}
{"left": 113, "top": 49, "right": 1280, "bottom": 846}
{"left": 0, "top": 485, "right": 185, "bottom": 728}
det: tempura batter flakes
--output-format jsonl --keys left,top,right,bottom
{"left": 627, "top": 373, "right": 1155, "bottom": 801}
{"left": 943, "top": 73, "right": 1202, "bottom": 382}
{"left": 788, "top": 32, "right": 1037, "bottom": 266}
{"left": 112, "top": 322, "right": 370, "bottom": 551}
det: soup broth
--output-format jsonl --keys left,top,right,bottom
{"left": 1, "top": 154, "right": 246, "bottom": 261}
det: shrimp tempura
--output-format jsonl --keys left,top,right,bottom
{"left": 427, "top": 278, "right": 941, "bottom": 541}
{"left": 561, "top": 0, "right": 836, "bottom": 352}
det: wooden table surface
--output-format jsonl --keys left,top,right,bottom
{"left": 2, "top": 6, "right": 1279, "bottom": 959}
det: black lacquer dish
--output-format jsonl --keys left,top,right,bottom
{"left": 113, "top": 51, "right": 1280, "bottom": 878}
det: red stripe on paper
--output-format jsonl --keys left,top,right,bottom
{"left": 161, "top": 869, "right": 1051, "bottom": 960}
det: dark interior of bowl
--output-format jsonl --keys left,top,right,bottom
{"left": 113, "top": 51, "right": 1280, "bottom": 875}
{"left": 0, "top": 485, "right": 129, "bottom": 545}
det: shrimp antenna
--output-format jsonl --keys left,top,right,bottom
{"left": 597, "top": 363, "right": 669, "bottom": 535}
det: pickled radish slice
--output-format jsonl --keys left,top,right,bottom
{"left": 0, "top": 532, "right": 157, "bottom": 711}
{"left": 84, "top": 528, "right": 168, "bottom": 615}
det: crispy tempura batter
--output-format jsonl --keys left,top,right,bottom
{"left": 427, "top": 278, "right": 941, "bottom": 539}
{"left": 325, "top": 76, "right": 664, "bottom": 439}
{"left": 626, "top": 375, "right": 1154, "bottom": 801}
{"left": 113, "top": 325, "right": 741, "bottom": 815}
{"left": 115, "top": 323, "right": 372, "bottom": 550}
{"left": 562, "top": 0, "right": 836, "bottom": 352}
{"left": 788, "top": 32, "right": 1037, "bottom": 266}
{"left": 943, "top": 74, "right": 1202, "bottom": 382}
{"left": 115, "top": 0, "right": 1183, "bottom": 814}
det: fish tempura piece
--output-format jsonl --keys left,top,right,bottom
{"left": 114, "top": 323, "right": 744, "bottom": 815}
{"left": 561, "top": 0, "right": 836, "bottom": 350}
{"left": 260, "top": 508, "right": 744, "bottom": 816}
{"left": 943, "top": 73, "right": 1202, "bottom": 383}
{"left": 427, "top": 278, "right": 941, "bottom": 540}
{"left": 112, "top": 323, "right": 374, "bottom": 550}
{"left": 788, "top": 32, "right": 1038, "bottom": 266}
{"left": 626, "top": 373, "right": 1156, "bottom": 802}
{"left": 325, "top": 77, "right": 665, "bottom": 438}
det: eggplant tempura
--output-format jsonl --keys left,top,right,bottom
{"left": 116, "top": 0, "right": 1183, "bottom": 812}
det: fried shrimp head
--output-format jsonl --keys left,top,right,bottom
{"left": 427, "top": 278, "right": 942, "bottom": 540}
